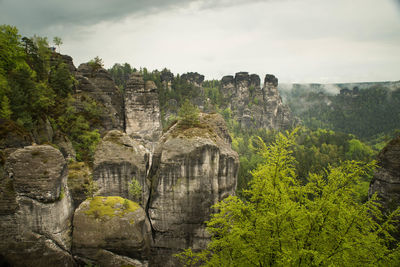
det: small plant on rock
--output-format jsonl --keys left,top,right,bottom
{"left": 128, "top": 178, "right": 142, "bottom": 203}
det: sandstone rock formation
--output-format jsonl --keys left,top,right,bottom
{"left": 93, "top": 130, "right": 149, "bottom": 204}
{"left": 160, "top": 69, "right": 174, "bottom": 91}
{"left": 72, "top": 196, "right": 151, "bottom": 266}
{"left": 124, "top": 72, "right": 162, "bottom": 150}
{"left": 148, "top": 113, "right": 239, "bottom": 266}
{"left": 369, "top": 136, "right": 400, "bottom": 240}
{"left": 75, "top": 63, "right": 124, "bottom": 135}
{"left": 0, "top": 145, "right": 74, "bottom": 266}
{"left": 220, "top": 72, "right": 294, "bottom": 130}
{"left": 181, "top": 72, "right": 205, "bottom": 88}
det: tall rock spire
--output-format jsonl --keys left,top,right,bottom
{"left": 124, "top": 72, "right": 162, "bottom": 150}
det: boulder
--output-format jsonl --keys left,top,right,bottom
{"left": 5, "top": 145, "right": 66, "bottom": 202}
{"left": 72, "top": 196, "right": 151, "bottom": 266}
{"left": 148, "top": 113, "right": 239, "bottom": 266}
{"left": 0, "top": 145, "right": 74, "bottom": 266}
{"left": 93, "top": 130, "right": 149, "bottom": 205}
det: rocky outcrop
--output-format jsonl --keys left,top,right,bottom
{"left": 160, "top": 69, "right": 174, "bottom": 91}
{"left": 220, "top": 72, "right": 294, "bottom": 130}
{"left": 93, "top": 130, "right": 149, "bottom": 204}
{"left": 148, "top": 113, "right": 239, "bottom": 266}
{"left": 72, "top": 196, "right": 151, "bottom": 266}
{"left": 181, "top": 72, "right": 205, "bottom": 88}
{"left": 1, "top": 145, "right": 74, "bottom": 266}
{"left": 75, "top": 63, "right": 124, "bottom": 135}
{"left": 124, "top": 72, "right": 162, "bottom": 150}
{"left": 369, "top": 136, "right": 400, "bottom": 240}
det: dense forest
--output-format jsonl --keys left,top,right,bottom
{"left": 1, "top": 25, "right": 399, "bottom": 266}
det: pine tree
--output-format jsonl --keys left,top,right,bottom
{"left": 178, "top": 99, "right": 199, "bottom": 127}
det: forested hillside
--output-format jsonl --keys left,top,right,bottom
{"left": 279, "top": 83, "right": 400, "bottom": 146}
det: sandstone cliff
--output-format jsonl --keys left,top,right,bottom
{"left": 75, "top": 63, "right": 124, "bottom": 135}
{"left": 93, "top": 130, "right": 149, "bottom": 204}
{"left": 148, "top": 113, "right": 239, "bottom": 266}
{"left": 220, "top": 72, "right": 294, "bottom": 129}
{"left": 124, "top": 72, "right": 162, "bottom": 150}
{"left": 1, "top": 145, "right": 75, "bottom": 266}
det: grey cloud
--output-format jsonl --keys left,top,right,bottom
{"left": 0, "top": 0, "right": 266, "bottom": 36}
{"left": 0, "top": 0, "right": 193, "bottom": 35}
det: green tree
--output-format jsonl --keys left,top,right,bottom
{"left": 178, "top": 131, "right": 400, "bottom": 266}
{"left": 53, "top": 36, "right": 62, "bottom": 52}
{"left": 88, "top": 56, "right": 104, "bottom": 75}
{"left": 0, "top": 95, "right": 12, "bottom": 119}
{"left": 128, "top": 178, "right": 142, "bottom": 203}
{"left": 178, "top": 99, "right": 200, "bottom": 127}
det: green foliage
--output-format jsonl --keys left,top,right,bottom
{"left": 83, "top": 178, "right": 99, "bottom": 199}
{"left": 53, "top": 36, "right": 62, "bottom": 52}
{"left": 108, "top": 62, "right": 135, "bottom": 90}
{"left": 283, "top": 85, "right": 400, "bottom": 141}
{"left": 49, "top": 62, "right": 74, "bottom": 97}
{"left": 0, "top": 95, "right": 12, "bottom": 119}
{"left": 128, "top": 178, "right": 142, "bottom": 203}
{"left": 178, "top": 99, "right": 200, "bottom": 127}
{"left": 178, "top": 131, "right": 400, "bottom": 266}
{"left": 88, "top": 56, "right": 104, "bottom": 74}
{"left": 57, "top": 95, "right": 101, "bottom": 162}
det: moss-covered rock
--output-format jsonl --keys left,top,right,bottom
{"left": 72, "top": 196, "right": 151, "bottom": 266}
{"left": 84, "top": 196, "right": 139, "bottom": 221}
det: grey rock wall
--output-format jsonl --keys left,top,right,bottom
{"left": 148, "top": 113, "right": 239, "bottom": 266}
{"left": 93, "top": 130, "right": 149, "bottom": 204}
{"left": 1, "top": 145, "right": 75, "bottom": 266}
{"left": 124, "top": 72, "right": 162, "bottom": 150}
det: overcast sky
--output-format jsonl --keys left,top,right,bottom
{"left": 1, "top": 0, "right": 399, "bottom": 83}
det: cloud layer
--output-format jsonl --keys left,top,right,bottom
{"left": 1, "top": 0, "right": 399, "bottom": 83}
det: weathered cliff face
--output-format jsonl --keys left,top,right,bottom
{"left": 72, "top": 196, "right": 151, "bottom": 266}
{"left": 369, "top": 136, "right": 400, "bottom": 240}
{"left": 124, "top": 72, "right": 162, "bottom": 150}
{"left": 93, "top": 130, "right": 149, "bottom": 204}
{"left": 75, "top": 63, "right": 124, "bottom": 135}
{"left": 148, "top": 113, "right": 239, "bottom": 266}
{"left": 0, "top": 145, "right": 74, "bottom": 266}
{"left": 220, "top": 72, "right": 294, "bottom": 130}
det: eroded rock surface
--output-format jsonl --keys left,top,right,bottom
{"left": 125, "top": 72, "right": 162, "bottom": 150}
{"left": 148, "top": 113, "right": 239, "bottom": 266}
{"left": 72, "top": 196, "right": 151, "bottom": 266}
{"left": 0, "top": 145, "right": 74, "bottom": 266}
{"left": 93, "top": 130, "right": 149, "bottom": 204}
{"left": 75, "top": 63, "right": 124, "bottom": 135}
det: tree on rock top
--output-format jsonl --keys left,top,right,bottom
{"left": 178, "top": 99, "right": 200, "bottom": 127}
